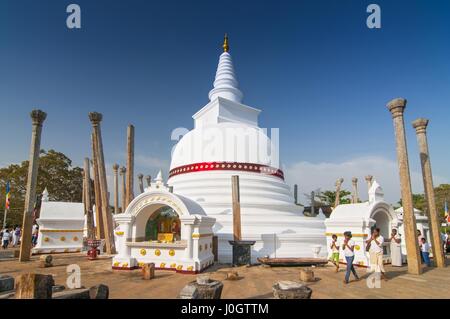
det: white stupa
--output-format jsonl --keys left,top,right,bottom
{"left": 167, "top": 35, "right": 326, "bottom": 262}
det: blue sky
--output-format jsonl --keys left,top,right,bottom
{"left": 1, "top": 0, "right": 449, "bottom": 203}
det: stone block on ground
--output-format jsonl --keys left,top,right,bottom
{"left": 273, "top": 281, "right": 312, "bottom": 299}
{"left": 89, "top": 284, "right": 109, "bottom": 299}
{"left": 15, "top": 273, "right": 54, "bottom": 299}
{"left": 142, "top": 263, "right": 155, "bottom": 280}
{"left": 299, "top": 269, "right": 315, "bottom": 282}
{"left": 0, "top": 275, "right": 14, "bottom": 292}
{"left": 39, "top": 255, "right": 53, "bottom": 268}
{"left": 226, "top": 271, "right": 239, "bottom": 280}
{"left": 52, "top": 288, "right": 90, "bottom": 299}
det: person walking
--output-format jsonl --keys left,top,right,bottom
{"left": 12, "top": 226, "right": 20, "bottom": 247}
{"left": 329, "top": 234, "right": 340, "bottom": 272}
{"left": 417, "top": 230, "right": 425, "bottom": 262}
{"left": 366, "top": 228, "right": 387, "bottom": 280}
{"left": 420, "top": 237, "right": 432, "bottom": 267}
{"left": 2, "top": 229, "right": 10, "bottom": 249}
{"left": 389, "top": 229, "right": 402, "bottom": 267}
{"left": 342, "top": 231, "right": 359, "bottom": 284}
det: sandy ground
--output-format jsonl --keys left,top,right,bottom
{"left": 1, "top": 250, "right": 449, "bottom": 299}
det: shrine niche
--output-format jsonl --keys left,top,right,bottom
{"left": 112, "top": 182, "right": 215, "bottom": 274}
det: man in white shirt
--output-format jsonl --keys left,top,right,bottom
{"left": 342, "top": 231, "right": 360, "bottom": 284}
{"left": 366, "top": 228, "right": 387, "bottom": 280}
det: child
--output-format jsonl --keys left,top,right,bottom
{"left": 329, "top": 234, "right": 340, "bottom": 272}
{"left": 420, "top": 237, "right": 432, "bottom": 267}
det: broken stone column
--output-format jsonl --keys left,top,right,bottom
{"left": 310, "top": 191, "right": 315, "bottom": 216}
{"left": 412, "top": 118, "right": 445, "bottom": 268}
{"left": 142, "top": 263, "right": 155, "bottom": 280}
{"left": 89, "top": 112, "right": 115, "bottom": 254}
{"left": 138, "top": 173, "right": 144, "bottom": 194}
{"left": 294, "top": 184, "right": 298, "bottom": 204}
{"left": 38, "top": 255, "right": 53, "bottom": 268}
{"left": 125, "top": 125, "right": 135, "bottom": 208}
{"left": 299, "top": 269, "right": 315, "bottom": 282}
{"left": 145, "top": 175, "right": 151, "bottom": 187}
{"left": 387, "top": 98, "right": 421, "bottom": 275}
{"left": 351, "top": 177, "right": 359, "bottom": 203}
{"left": 15, "top": 273, "right": 54, "bottom": 299}
{"left": 113, "top": 164, "right": 119, "bottom": 214}
{"left": 120, "top": 166, "right": 126, "bottom": 212}
{"left": 365, "top": 175, "right": 374, "bottom": 191}
{"left": 334, "top": 178, "right": 344, "bottom": 208}
{"left": 20, "top": 110, "right": 46, "bottom": 262}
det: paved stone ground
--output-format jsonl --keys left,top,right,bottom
{"left": 1, "top": 249, "right": 449, "bottom": 299}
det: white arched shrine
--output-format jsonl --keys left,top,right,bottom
{"left": 113, "top": 185, "right": 215, "bottom": 274}
{"left": 325, "top": 181, "right": 399, "bottom": 267}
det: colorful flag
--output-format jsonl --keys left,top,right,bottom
{"left": 5, "top": 182, "right": 10, "bottom": 210}
{"left": 445, "top": 201, "right": 450, "bottom": 223}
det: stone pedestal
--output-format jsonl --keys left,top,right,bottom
{"left": 15, "top": 273, "right": 54, "bottom": 299}
{"left": 228, "top": 240, "right": 255, "bottom": 266}
{"left": 272, "top": 281, "right": 312, "bottom": 299}
{"left": 142, "top": 263, "right": 155, "bottom": 280}
{"left": 180, "top": 278, "right": 223, "bottom": 299}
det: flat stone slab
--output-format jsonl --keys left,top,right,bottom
{"left": 179, "top": 285, "right": 199, "bottom": 299}
{"left": 52, "top": 288, "right": 90, "bottom": 299}
{"left": 89, "top": 284, "right": 109, "bottom": 299}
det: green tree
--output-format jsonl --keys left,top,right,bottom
{"left": 0, "top": 149, "right": 83, "bottom": 227}
{"left": 317, "top": 189, "right": 352, "bottom": 206}
{"left": 397, "top": 193, "right": 427, "bottom": 214}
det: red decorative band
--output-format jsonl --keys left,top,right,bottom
{"left": 168, "top": 161, "right": 284, "bottom": 180}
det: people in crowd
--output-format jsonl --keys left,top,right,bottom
{"left": 389, "top": 228, "right": 402, "bottom": 267}
{"left": 2, "top": 229, "right": 10, "bottom": 249}
{"left": 31, "top": 225, "right": 39, "bottom": 247}
{"left": 366, "top": 228, "right": 387, "bottom": 280}
{"left": 342, "top": 231, "right": 359, "bottom": 284}
{"left": 419, "top": 237, "right": 432, "bottom": 267}
{"left": 329, "top": 234, "right": 340, "bottom": 272}
{"left": 12, "top": 226, "right": 20, "bottom": 247}
{"left": 417, "top": 230, "right": 425, "bottom": 262}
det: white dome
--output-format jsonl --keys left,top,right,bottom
{"left": 170, "top": 122, "right": 280, "bottom": 170}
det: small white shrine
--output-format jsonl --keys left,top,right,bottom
{"left": 112, "top": 171, "right": 216, "bottom": 273}
{"left": 324, "top": 181, "right": 400, "bottom": 266}
{"left": 394, "top": 206, "right": 429, "bottom": 257}
{"left": 32, "top": 188, "right": 84, "bottom": 254}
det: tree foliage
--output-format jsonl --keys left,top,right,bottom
{"left": 0, "top": 149, "right": 83, "bottom": 227}
{"left": 317, "top": 189, "right": 352, "bottom": 206}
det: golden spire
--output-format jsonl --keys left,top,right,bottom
{"left": 223, "top": 33, "right": 229, "bottom": 52}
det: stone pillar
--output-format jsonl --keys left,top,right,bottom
{"left": 89, "top": 112, "right": 116, "bottom": 254}
{"left": 412, "top": 118, "right": 445, "bottom": 268}
{"left": 125, "top": 125, "right": 135, "bottom": 208}
{"left": 84, "top": 158, "right": 95, "bottom": 239}
{"left": 365, "top": 175, "right": 373, "bottom": 191}
{"left": 112, "top": 164, "right": 119, "bottom": 214}
{"left": 352, "top": 177, "right": 359, "bottom": 204}
{"left": 310, "top": 191, "right": 315, "bottom": 216}
{"left": 138, "top": 173, "right": 144, "bottom": 194}
{"left": 294, "top": 184, "right": 298, "bottom": 204}
{"left": 91, "top": 133, "right": 104, "bottom": 239}
{"left": 145, "top": 175, "right": 151, "bottom": 187}
{"left": 231, "top": 175, "right": 242, "bottom": 241}
{"left": 334, "top": 178, "right": 344, "bottom": 208}
{"left": 19, "top": 109, "right": 46, "bottom": 262}
{"left": 387, "top": 98, "right": 421, "bottom": 275}
{"left": 120, "top": 167, "right": 126, "bottom": 213}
